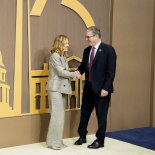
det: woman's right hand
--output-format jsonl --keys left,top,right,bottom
{"left": 75, "top": 71, "right": 81, "bottom": 79}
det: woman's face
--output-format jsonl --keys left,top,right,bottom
{"left": 63, "top": 40, "right": 69, "bottom": 52}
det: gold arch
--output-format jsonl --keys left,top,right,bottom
{"left": 61, "top": 0, "right": 95, "bottom": 27}
{"left": 30, "top": 0, "right": 95, "bottom": 27}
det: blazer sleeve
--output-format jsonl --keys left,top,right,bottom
{"left": 102, "top": 47, "right": 117, "bottom": 91}
{"left": 78, "top": 49, "right": 87, "bottom": 75}
{"left": 50, "top": 53, "right": 76, "bottom": 78}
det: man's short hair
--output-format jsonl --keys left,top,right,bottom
{"left": 87, "top": 26, "right": 101, "bottom": 38}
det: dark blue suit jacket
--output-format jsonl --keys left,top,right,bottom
{"left": 78, "top": 42, "right": 117, "bottom": 95}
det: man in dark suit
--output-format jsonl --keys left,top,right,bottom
{"left": 74, "top": 26, "right": 117, "bottom": 149}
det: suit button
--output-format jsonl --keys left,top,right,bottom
{"left": 64, "top": 85, "right": 65, "bottom": 87}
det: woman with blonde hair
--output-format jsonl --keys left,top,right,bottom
{"left": 46, "top": 35, "right": 80, "bottom": 150}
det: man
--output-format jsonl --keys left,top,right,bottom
{"left": 74, "top": 26, "right": 117, "bottom": 149}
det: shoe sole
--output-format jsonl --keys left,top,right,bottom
{"left": 48, "top": 146, "right": 61, "bottom": 150}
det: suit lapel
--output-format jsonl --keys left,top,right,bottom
{"left": 86, "top": 47, "right": 91, "bottom": 70}
{"left": 92, "top": 43, "right": 104, "bottom": 66}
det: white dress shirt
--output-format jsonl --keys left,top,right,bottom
{"left": 89, "top": 40, "right": 101, "bottom": 63}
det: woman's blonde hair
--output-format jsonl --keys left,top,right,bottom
{"left": 51, "top": 35, "right": 68, "bottom": 56}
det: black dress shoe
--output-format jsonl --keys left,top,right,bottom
{"left": 88, "top": 140, "right": 104, "bottom": 149}
{"left": 74, "top": 137, "right": 86, "bottom": 145}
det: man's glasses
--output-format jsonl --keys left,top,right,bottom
{"left": 85, "top": 35, "right": 95, "bottom": 39}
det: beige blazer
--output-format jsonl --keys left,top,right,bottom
{"left": 46, "top": 52, "right": 76, "bottom": 94}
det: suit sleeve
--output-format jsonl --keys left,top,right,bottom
{"left": 50, "top": 53, "right": 76, "bottom": 78}
{"left": 78, "top": 50, "right": 86, "bottom": 75}
{"left": 102, "top": 47, "right": 117, "bottom": 91}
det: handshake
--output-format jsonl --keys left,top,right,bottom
{"left": 74, "top": 70, "right": 81, "bottom": 79}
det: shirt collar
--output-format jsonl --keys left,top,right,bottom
{"left": 94, "top": 40, "right": 101, "bottom": 50}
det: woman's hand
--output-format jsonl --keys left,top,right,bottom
{"left": 75, "top": 71, "right": 81, "bottom": 79}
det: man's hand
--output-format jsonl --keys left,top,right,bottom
{"left": 100, "top": 89, "right": 108, "bottom": 97}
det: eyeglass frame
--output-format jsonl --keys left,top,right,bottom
{"left": 85, "top": 35, "right": 95, "bottom": 39}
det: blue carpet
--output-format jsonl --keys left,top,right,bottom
{"left": 106, "top": 127, "right": 155, "bottom": 151}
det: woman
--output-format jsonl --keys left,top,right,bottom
{"left": 46, "top": 35, "right": 79, "bottom": 150}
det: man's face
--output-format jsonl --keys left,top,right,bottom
{"left": 85, "top": 31, "right": 96, "bottom": 46}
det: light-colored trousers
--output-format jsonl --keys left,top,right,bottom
{"left": 46, "top": 91, "right": 66, "bottom": 147}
